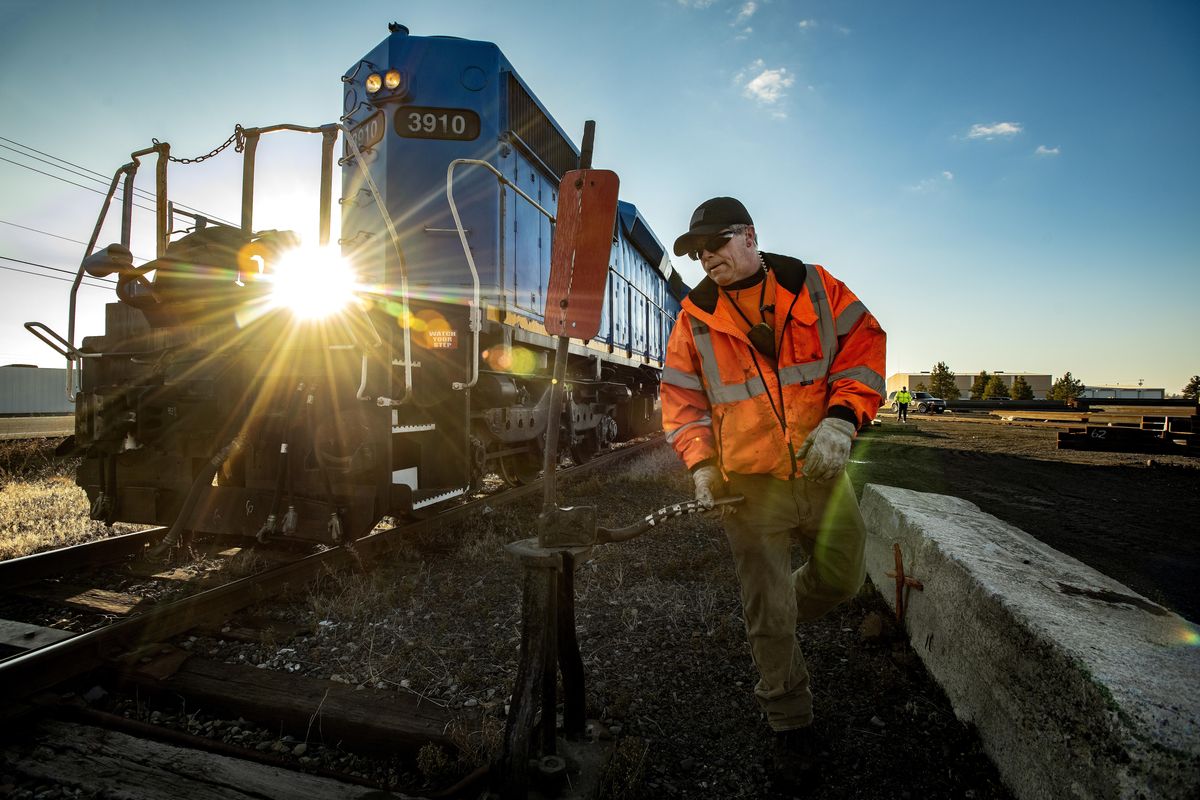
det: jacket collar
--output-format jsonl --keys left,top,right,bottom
{"left": 686, "top": 252, "right": 808, "bottom": 313}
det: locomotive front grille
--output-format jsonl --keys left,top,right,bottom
{"left": 507, "top": 74, "right": 577, "bottom": 180}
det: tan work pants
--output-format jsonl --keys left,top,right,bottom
{"left": 723, "top": 472, "right": 866, "bottom": 731}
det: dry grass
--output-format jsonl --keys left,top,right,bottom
{"left": 0, "top": 439, "right": 137, "bottom": 560}
{"left": 0, "top": 476, "right": 97, "bottom": 559}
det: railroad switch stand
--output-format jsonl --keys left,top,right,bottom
{"left": 495, "top": 495, "right": 742, "bottom": 799}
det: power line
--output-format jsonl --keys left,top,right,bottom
{"left": 0, "top": 218, "right": 151, "bottom": 263}
{"left": 0, "top": 217, "right": 91, "bottom": 247}
{"left": 0, "top": 254, "right": 115, "bottom": 283}
{"left": 0, "top": 135, "right": 239, "bottom": 228}
{"left": 0, "top": 155, "right": 158, "bottom": 214}
{"left": 0, "top": 141, "right": 138, "bottom": 199}
{"left": 0, "top": 261, "right": 113, "bottom": 291}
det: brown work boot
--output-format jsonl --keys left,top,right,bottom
{"left": 772, "top": 725, "right": 822, "bottom": 793}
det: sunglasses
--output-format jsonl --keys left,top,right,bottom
{"left": 687, "top": 229, "right": 738, "bottom": 260}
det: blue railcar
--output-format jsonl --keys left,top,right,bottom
{"left": 40, "top": 23, "right": 685, "bottom": 545}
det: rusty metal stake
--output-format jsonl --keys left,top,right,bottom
{"left": 884, "top": 542, "right": 924, "bottom": 622}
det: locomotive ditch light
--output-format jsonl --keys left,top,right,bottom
{"left": 365, "top": 73, "right": 383, "bottom": 93}
{"left": 384, "top": 70, "right": 402, "bottom": 90}
{"left": 269, "top": 246, "right": 359, "bottom": 320}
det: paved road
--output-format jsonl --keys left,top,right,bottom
{"left": 0, "top": 416, "right": 73, "bottom": 440}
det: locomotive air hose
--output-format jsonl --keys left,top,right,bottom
{"left": 155, "top": 434, "right": 247, "bottom": 553}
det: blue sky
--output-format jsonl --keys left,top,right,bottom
{"left": 1, "top": 0, "right": 1196, "bottom": 392}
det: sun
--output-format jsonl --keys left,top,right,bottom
{"left": 269, "top": 246, "right": 359, "bottom": 320}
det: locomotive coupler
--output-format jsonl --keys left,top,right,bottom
{"left": 496, "top": 494, "right": 743, "bottom": 799}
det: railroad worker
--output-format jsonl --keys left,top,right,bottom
{"left": 661, "top": 196, "right": 886, "bottom": 788}
{"left": 896, "top": 386, "right": 912, "bottom": 423}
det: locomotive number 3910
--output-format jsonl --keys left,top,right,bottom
{"left": 395, "top": 106, "right": 481, "bottom": 141}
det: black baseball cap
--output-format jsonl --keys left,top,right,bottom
{"left": 672, "top": 197, "right": 754, "bottom": 257}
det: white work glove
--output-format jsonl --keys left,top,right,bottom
{"left": 796, "top": 417, "right": 857, "bottom": 482}
{"left": 692, "top": 464, "right": 735, "bottom": 519}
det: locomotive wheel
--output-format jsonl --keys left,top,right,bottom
{"left": 468, "top": 436, "right": 487, "bottom": 492}
{"left": 499, "top": 451, "right": 542, "bottom": 486}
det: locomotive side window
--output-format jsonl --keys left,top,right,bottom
{"left": 394, "top": 106, "right": 481, "bottom": 141}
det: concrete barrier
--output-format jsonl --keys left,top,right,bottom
{"left": 860, "top": 483, "right": 1200, "bottom": 800}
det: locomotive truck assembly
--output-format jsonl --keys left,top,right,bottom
{"left": 29, "top": 23, "right": 687, "bottom": 548}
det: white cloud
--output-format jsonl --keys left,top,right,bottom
{"left": 737, "top": 59, "right": 795, "bottom": 110}
{"left": 797, "top": 19, "right": 817, "bottom": 29}
{"left": 967, "top": 121, "right": 1023, "bottom": 139}
{"left": 909, "top": 171, "right": 955, "bottom": 193}
{"left": 833, "top": 24, "right": 852, "bottom": 35}
{"left": 734, "top": 1, "right": 757, "bottom": 24}
{"left": 1035, "top": 145, "right": 1061, "bottom": 156}
{"left": 734, "top": 26, "right": 753, "bottom": 41}
{"left": 677, "top": 0, "right": 717, "bottom": 7}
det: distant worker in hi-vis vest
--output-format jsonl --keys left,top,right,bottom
{"left": 661, "top": 197, "right": 886, "bottom": 789}
{"left": 896, "top": 387, "right": 912, "bottom": 423}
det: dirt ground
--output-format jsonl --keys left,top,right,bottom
{"left": 848, "top": 413, "right": 1200, "bottom": 621}
{"left": 1, "top": 418, "right": 1196, "bottom": 799}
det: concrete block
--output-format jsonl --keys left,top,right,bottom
{"left": 860, "top": 483, "right": 1200, "bottom": 800}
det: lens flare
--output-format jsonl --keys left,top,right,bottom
{"left": 270, "top": 247, "right": 358, "bottom": 320}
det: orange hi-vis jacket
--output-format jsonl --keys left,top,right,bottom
{"left": 662, "top": 253, "right": 886, "bottom": 480}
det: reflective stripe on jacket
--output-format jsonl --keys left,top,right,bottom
{"left": 661, "top": 253, "right": 886, "bottom": 480}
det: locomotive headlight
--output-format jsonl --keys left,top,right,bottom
{"left": 365, "top": 73, "right": 382, "bottom": 94}
{"left": 270, "top": 246, "right": 359, "bottom": 320}
{"left": 384, "top": 70, "right": 402, "bottom": 90}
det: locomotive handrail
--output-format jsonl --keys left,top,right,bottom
{"left": 445, "top": 158, "right": 557, "bottom": 392}
{"left": 341, "top": 125, "right": 413, "bottom": 405}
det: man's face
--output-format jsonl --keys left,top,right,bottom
{"left": 700, "top": 226, "right": 760, "bottom": 286}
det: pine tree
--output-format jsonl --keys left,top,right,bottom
{"left": 929, "top": 362, "right": 961, "bottom": 400}
{"left": 1184, "top": 375, "right": 1200, "bottom": 400}
{"left": 914, "top": 382, "right": 928, "bottom": 393}
{"left": 983, "top": 374, "right": 1010, "bottom": 399}
{"left": 1048, "top": 372, "right": 1085, "bottom": 402}
{"left": 969, "top": 371, "right": 990, "bottom": 400}
{"left": 1010, "top": 375, "right": 1035, "bottom": 400}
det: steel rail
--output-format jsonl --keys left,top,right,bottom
{"left": 0, "top": 527, "right": 167, "bottom": 589}
{"left": 0, "top": 436, "right": 664, "bottom": 705}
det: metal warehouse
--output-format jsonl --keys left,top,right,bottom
{"left": 0, "top": 366, "right": 74, "bottom": 415}
{"left": 886, "top": 371, "right": 1053, "bottom": 399}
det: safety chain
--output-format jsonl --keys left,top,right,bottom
{"left": 153, "top": 125, "right": 247, "bottom": 164}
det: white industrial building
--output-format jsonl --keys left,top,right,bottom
{"left": 886, "top": 371, "right": 1052, "bottom": 399}
{"left": 0, "top": 366, "right": 75, "bottom": 414}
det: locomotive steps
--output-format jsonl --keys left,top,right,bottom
{"left": 860, "top": 484, "right": 1200, "bottom": 800}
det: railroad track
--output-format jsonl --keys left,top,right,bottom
{"left": 0, "top": 436, "right": 663, "bottom": 708}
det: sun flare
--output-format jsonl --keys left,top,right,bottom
{"left": 269, "top": 246, "right": 358, "bottom": 320}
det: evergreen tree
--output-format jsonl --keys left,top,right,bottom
{"left": 914, "top": 382, "right": 928, "bottom": 393}
{"left": 929, "top": 362, "right": 960, "bottom": 400}
{"left": 1048, "top": 372, "right": 1085, "bottom": 401}
{"left": 983, "top": 374, "right": 1011, "bottom": 399}
{"left": 969, "top": 371, "right": 990, "bottom": 400}
{"left": 1010, "top": 375, "right": 1035, "bottom": 400}
{"left": 1184, "top": 375, "right": 1200, "bottom": 400}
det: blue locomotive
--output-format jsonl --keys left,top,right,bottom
{"left": 42, "top": 23, "right": 686, "bottom": 545}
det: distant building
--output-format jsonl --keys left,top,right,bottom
{"left": 886, "top": 371, "right": 1053, "bottom": 399}
{"left": 0, "top": 366, "right": 74, "bottom": 415}
{"left": 1079, "top": 385, "right": 1164, "bottom": 400}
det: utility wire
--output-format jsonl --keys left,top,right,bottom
{"left": 0, "top": 261, "right": 113, "bottom": 291}
{"left": 0, "top": 217, "right": 91, "bottom": 247}
{"left": 0, "top": 254, "right": 115, "bottom": 283}
{"left": 0, "top": 218, "right": 151, "bottom": 263}
{"left": 0, "top": 142, "right": 136, "bottom": 198}
{"left": 0, "top": 155, "right": 158, "bottom": 214}
{"left": 0, "top": 135, "right": 239, "bottom": 228}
